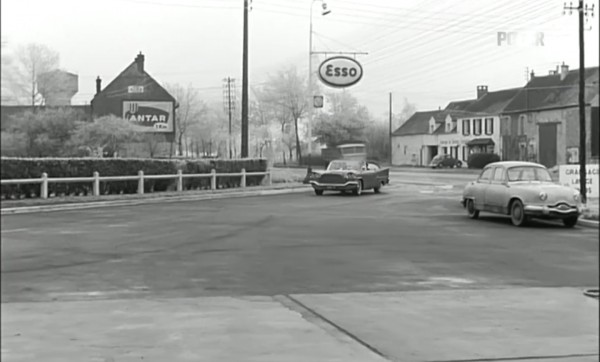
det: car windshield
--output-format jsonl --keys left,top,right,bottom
{"left": 507, "top": 166, "right": 553, "bottom": 182}
{"left": 431, "top": 155, "right": 444, "bottom": 162}
{"left": 327, "top": 160, "right": 362, "bottom": 171}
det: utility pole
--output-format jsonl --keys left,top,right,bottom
{"left": 223, "top": 77, "right": 236, "bottom": 159}
{"left": 564, "top": 1, "right": 595, "bottom": 203}
{"left": 241, "top": 0, "right": 250, "bottom": 158}
{"left": 389, "top": 92, "right": 393, "bottom": 165}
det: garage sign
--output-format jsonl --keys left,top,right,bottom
{"left": 318, "top": 56, "right": 363, "bottom": 88}
{"left": 558, "top": 164, "right": 598, "bottom": 198}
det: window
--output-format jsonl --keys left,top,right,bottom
{"left": 492, "top": 167, "right": 505, "bottom": 182}
{"left": 473, "top": 119, "right": 482, "bottom": 135}
{"left": 478, "top": 167, "right": 493, "bottom": 182}
{"left": 462, "top": 119, "right": 470, "bottom": 135}
{"left": 485, "top": 118, "right": 494, "bottom": 135}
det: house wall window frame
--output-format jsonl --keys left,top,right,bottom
{"left": 485, "top": 117, "right": 494, "bottom": 135}
{"left": 462, "top": 119, "right": 471, "bottom": 136}
{"left": 473, "top": 118, "right": 483, "bottom": 136}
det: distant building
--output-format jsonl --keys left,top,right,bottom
{"left": 91, "top": 52, "right": 177, "bottom": 157}
{"left": 500, "top": 64, "right": 599, "bottom": 167}
{"left": 37, "top": 70, "right": 79, "bottom": 106}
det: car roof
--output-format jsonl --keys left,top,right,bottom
{"left": 484, "top": 161, "right": 546, "bottom": 169}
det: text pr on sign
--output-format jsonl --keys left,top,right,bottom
{"left": 558, "top": 164, "right": 598, "bottom": 198}
{"left": 317, "top": 56, "right": 363, "bottom": 88}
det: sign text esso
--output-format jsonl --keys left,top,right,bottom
{"left": 318, "top": 56, "right": 363, "bottom": 88}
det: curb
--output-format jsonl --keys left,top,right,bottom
{"left": 578, "top": 218, "right": 599, "bottom": 229}
{"left": 1, "top": 185, "right": 311, "bottom": 215}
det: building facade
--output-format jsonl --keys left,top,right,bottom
{"left": 500, "top": 65, "right": 599, "bottom": 167}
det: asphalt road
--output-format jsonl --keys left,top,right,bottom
{"left": 1, "top": 174, "right": 597, "bottom": 304}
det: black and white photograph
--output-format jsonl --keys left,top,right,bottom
{"left": 1, "top": 0, "right": 599, "bottom": 361}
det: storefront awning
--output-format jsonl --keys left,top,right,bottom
{"left": 466, "top": 138, "right": 495, "bottom": 146}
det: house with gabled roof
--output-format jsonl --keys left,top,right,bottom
{"left": 91, "top": 52, "right": 177, "bottom": 157}
{"left": 500, "top": 64, "right": 599, "bottom": 167}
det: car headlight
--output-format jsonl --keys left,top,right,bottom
{"left": 539, "top": 191, "right": 548, "bottom": 201}
{"left": 346, "top": 173, "right": 357, "bottom": 179}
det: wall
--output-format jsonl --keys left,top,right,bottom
{"left": 392, "top": 134, "right": 437, "bottom": 166}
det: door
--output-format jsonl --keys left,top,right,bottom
{"left": 472, "top": 167, "right": 493, "bottom": 209}
{"left": 485, "top": 166, "right": 509, "bottom": 213}
{"left": 538, "top": 123, "right": 557, "bottom": 167}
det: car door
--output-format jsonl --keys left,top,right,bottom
{"left": 472, "top": 166, "right": 493, "bottom": 209}
{"left": 484, "top": 166, "right": 509, "bottom": 213}
{"left": 361, "top": 162, "right": 377, "bottom": 188}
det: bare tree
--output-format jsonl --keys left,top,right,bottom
{"left": 261, "top": 67, "right": 308, "bottom": 162}
{"left": 68, "top": 115, "right": 141, "bottom": 157}
{"left": 4, "top": 43, "right": 60, "bottom": 107}
{"left": 165, "top": 83, "right": 206, "bottom": 156}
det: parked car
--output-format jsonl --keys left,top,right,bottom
{"left": 461, "top": 161, "right": 582, "bottom": 227}
{"left": 430, "top": 154, "right": 463, "bottom": 168}
{"left": 307, "top": 159, "right": 389, "bottom": 196}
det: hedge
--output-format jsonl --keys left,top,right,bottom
{"left": 0, "top": 157, "right": 267, "bottom": 200}
{"left": 467, "top": 153, "right": 501, "bottom": 169}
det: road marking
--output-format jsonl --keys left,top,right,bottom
{"left": 0, "top": 228, "right": 28, "bottom": 234}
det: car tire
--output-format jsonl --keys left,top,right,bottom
{"left": 352, "top": 181, "right": 362, "bottom": 196}
{"left": 466, "top": 199, "right": 479, "bottom": 219}
{"left": 510, "top": 200, "right": 528, "bottom": 227}
{"left": 374, "top": 181, "right": 384, "bottom": 193}
{"left": 562, "top": 216, "right": 578, "bottom": 228}
{"left": 314, "top": 189, "right": 324, "bottom": 196}
{"left": 456, "top": 161, "right": 462, "bottom": 168}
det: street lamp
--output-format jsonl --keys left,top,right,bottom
{"left": 307, "top": 0, "right": 331, "bottom": 158}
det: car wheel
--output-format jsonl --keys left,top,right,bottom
{"left": 314, "top": 189, "right": 323, "bottom": 196}
{"left": 466, "top": 199, "right": 479, "bottom": 219}
{"left": 510, "top": 200, "right": 528, "bottom": 226}
{"left": 456, "top": 161, "right": 462, "bottom": 168}
{"left": 352, "top": 181, "right": 362, "bottom": 196}
{"left": 562, "top": 216, "right": 578, "bottom": 228}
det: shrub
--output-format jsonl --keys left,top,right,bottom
{"left": 467, "top": 153, "right": 501, "bottom": 169}
{"left": 0, "top": 157, "right": 268, "bottom": 199}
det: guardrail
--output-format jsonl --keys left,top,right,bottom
{"left": 0, "top": 168, "right": 272, "bottom": 199}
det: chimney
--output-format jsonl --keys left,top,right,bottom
{"left": 95, "top": 76, "right": 102, "bottom": 94}
{"left": 560, "top": 62, "right": 569, "bottom": 81}
{"left": 530, "top": 70, "right": 535, "bottom": 79}
{"left": 477, "top": 85, "right": 488, "bottom": 99}
{"left": 135, "top": 52, "right": 145, "bottom": 73}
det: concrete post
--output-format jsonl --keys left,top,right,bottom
{"left": 177, "top": 169, "right": 183, "bottom": 192}
{"left": 266, "top": 170, "right": 272, "bottom": 186}
{"left": 138, "top": 170, "right": 144, "bottom": 195}
{"left": 241, "top": 168, "right": 246, "bottom": 188}
{"left": 211, "top": 169, "right": 217, "bottom": 190}
{"left": 41, "top": 172, "right": 48, "bottom": 199}
{"left": 93, "top": 171, "right": 100, "bottom": 196}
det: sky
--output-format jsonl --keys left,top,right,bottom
{"left": 2, "top": 0, "right": 599, "bottom": 119}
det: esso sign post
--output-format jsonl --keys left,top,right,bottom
{"left": 317, "top": 56, "right": 363, "bottom": 88}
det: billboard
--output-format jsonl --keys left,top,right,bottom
{"left": 558, "top": 164, "right": 598, "bottom": 198}
{"left": 122, "top": 101, "right": 174, "bottom": 133}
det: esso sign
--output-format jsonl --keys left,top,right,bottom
{"left": 317, "top": 56, "right": 363, "bottom": 88}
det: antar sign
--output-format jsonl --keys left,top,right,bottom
{"left": 122, "top": 101, "right": 174, "bottom": 133}
{"left": 318, "top": 56, "right": 363, "bottom": 88}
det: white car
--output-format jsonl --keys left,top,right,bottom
{"left": 461, "top": 161, "right": 582, "bottom": 227}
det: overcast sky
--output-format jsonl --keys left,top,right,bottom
{"left": 2, "top": 0, "right": 599, "bottom": 117}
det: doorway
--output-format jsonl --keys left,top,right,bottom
{"left": 538, "top": 123, "right": 557, "bottom": 167}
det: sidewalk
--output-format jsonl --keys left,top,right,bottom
{"left": 2, "top": 287, "right": 597, "bottom": 362}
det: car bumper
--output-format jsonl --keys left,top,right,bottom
{"left": 524, "top": 204, "right": 581, "bottom": 218}
{"left": 309, "top": 180, "right": 360, "bottom": 191}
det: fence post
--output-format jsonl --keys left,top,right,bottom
{"left": 211, "top": 169, "right": 217, "bottom": 190}
{"left": 138, "top": 170, "right": 144, "bottom": 195}
{"left": 93, "top": 171, "right": 100, "bottom": 196}
{"left": 177, "top": 169, "right": 183, "bottom": 192}
{"left": 266, "top": 170, "right": 272, "bottom": 186}
{"left": 241, "top": 168, "right": 246, "bottom": 188}
{"left": 40, "top": 172, "right": 48, "bottom": 199}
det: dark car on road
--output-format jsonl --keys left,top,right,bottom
{"left": 307, "top": 159, "right": 389, "bottom": 196}
{"left": 430, "top": 154, "right": 463, "bottom": 168}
